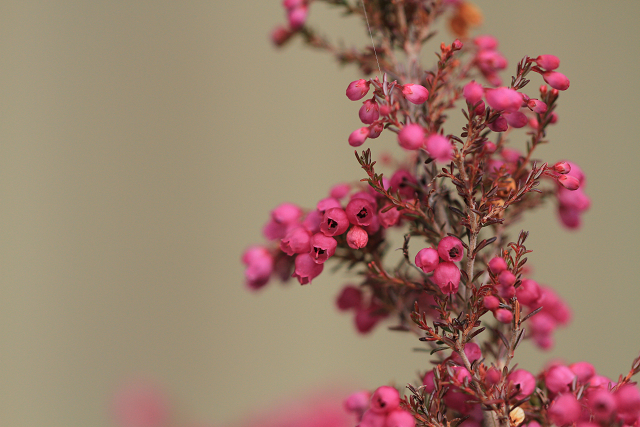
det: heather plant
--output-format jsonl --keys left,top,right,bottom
{"left": 243, "top": 1, "right": 640, "bottom": 426}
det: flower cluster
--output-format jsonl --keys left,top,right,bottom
{"left": 244, "top": 1, "right": 637, "bottom": 427}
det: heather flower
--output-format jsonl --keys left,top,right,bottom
{"left": 389, "top": 169, "right": 417, "bottom": 199}
{"left": 615, "top": 384, "right": 640, "bottom": 424}
{"left": 508, "top": 369, "right": 536, "bottom": 399}
{"left": 343, "top": 390, "right": 370, "bottom": 416}
{"left": 494, "top": 308, "right": 512, "bottom": 323}
{"left": 437, "top": 236, "right": 464, "bottom": 262}
{"left": 474, "top": 34, "right": 498, "bottom": 50}
{"left": 401, "top": 84, "right": 429, "bottom": 104}
{"left": 535, "top": 54, "right": 560, "bottom": 70}
{"left": 415, "top": 247, "right": 439, "bottom": 273}
{"left": 397, "top": 124, "right": 425, "bottom": 150}
{"left": 111, "top": 379, "right": 170, "bottom": 427}
{"left": 270, "top": 25, "right": 293, "bottom": 46}
{"left": 242, "top": 246, "right": 274, "bottom": 290}
{"left": 548, "top": 393, "right": 581, "bottom": 426}
{"left": 503, "top": 111, "right": 528, "bottom": 128}
{"left": 320, "top": 207, "right": 349, "bottom": 236}
{"left": 432, "top": 262, "right": 460, "bottom": 294}
{"left": 485, "top": 87, "right": 522, "bottom": 112}
{"left": 425, "top": 134, "right": 453, "bottom": 163}
{"left": 487, "top": 115, "right": 507, "bottom": 132}
{"left": 310, "top": 233, "right": 337, "bottom": 264}
{"left": 527, "top": 98, "right": 547, "bottom": 114}
{"left": 359, "top": 99, "right": 380, "bottom": 124}
{"left": 451, "top": 342, "right": 482, "bottom": 365}
{"left": 287, "top": 5, "right": 308, "bottom": 30}
{"left": 545, "top": 365, "right": 576, "bottom": 394}
{"left": 385, "top": 410, "right": 415, "bottom": 427}
{"left": 542, "top": 71, "right": 570, "bottom": 90}
{"left": 516, "top": 279, "right": 541, "bottom": 307}
{"left": 378, "top": 203, "right": 400, "bottom": 228}
{"left": 346, "top": 225, "right": 368, "bottom": 249}
{"left": 345, "top": 198, "right": 375, "bottom": 227}
{"left": 483, "top": 295, "right": 500, "bottom": 310}
{"left": 488, "top": 257, "right": 507, "bottom": 274}
{"left": 280, "top": 226, "right": 312, "bottom": 255}
{"left": 292, "top": 253, "right": 323, "bottom": 284}
{"left": 370, "top": 386, "right": 400, "bottom": 414}
{"left": 569, "top": 361, "right": 595, "bottom": 383}
{"left": 354, "top": 302, "right": 386, "bottom": 334}
{"left": 368, "top": 122, "right": 384, "bottom": 139}
{"left": 587, "top": 388, "right": 616, "bottom": 422}
{"left": 498, "top": 270, "right": 516, "bottom": 287}
{"left": 346, "top": 79, "right": 370, "bottom": 101}
{"left": 558, "top": 174, "right": 580, "bottom": 190}
{"left": 329, "top": 183, "right": 350, "bottom": 199}
{"left": 463, "top": 81, "right": 484, "bottom": 105}
{"left": 349, "top": 126, "right": 369, "bottom": 147}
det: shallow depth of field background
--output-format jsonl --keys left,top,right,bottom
{"left": 1, "top": 1, "right": 640, "bottom": 426}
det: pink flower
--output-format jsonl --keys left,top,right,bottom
{"left": 488, "top": 257, "right": 507, "bottom": 274}
{"left": 359, "top": 99, "right": 380, "bottom": 124}
{"left": 432, "top": 262, "right": 460, "bottom": 294}
{"left": 548, "top": 394, "right": 581, "bottom": 426}
{"left": 385, "top": 410, "right": 415, "bottom": 427}
{"left": 348, "top": 127, "right": 369, "bottom": 147}
{"left": 463, "top": 81, "right": 484, "bottom": 105}
{"left": 558, "top": 174, "right": 580, "bottom": 190}
{"left": 397, "top": 124, "right": 425, "bottom": 150}
{"left": 498, "top": 270, "right": 516, "bottom": 287}
{"left": 389, "top": 169, "right": 417, "bottom": 199}
{"left": 345, "top": 198, "right": 375, "bottom": 226}
{"left": 329, "top": 183, "right": 350, "bottom": 199}
{"left": 527, "top": 98, "right": 548, "bottom": 114}
{"left": 346, "top": 79, "right": 370, "bottom": 101}
{"left": 378, "top": 203, "right": 400, "bottom": 228}
{"left": 516, "top": 279, "right": 541, "bottom": 307}
{"left": 569, "top": 361, "right": 595, "bottom": 383}
{"left": 336, "top": 285, "right": 363, "bottom": 311}
{"left": 473, "top": 35, "right": 498, "bottom": 50}
{"left": 483, "top": 295, "right": 500, "bottom": 310}
{"left": 587, "top": 388, "right": 616, "bottom": 422}
{"left": 451, "top": 342, "right": 482, "bottom": 365}
{"left": 425, "top": 134, "right": 453, "bottom": 163}
{"left": 437, "top": 236, "right": 464, "bottom": 262}
{"left": 310, "top": 233, "right": 337, "bottom": 264}
{"left": 415, "top": 247, "right": 439, "bottom": 273}
{"left": 508, "top": 369, "right": 536, "bottom": 399}
{"left": 485, "top": 87, "right": 523, "bottom": 112}
{"left": 615, "top": 384, "right": 640, "bottom": 424}
{"left": 346, "top": 225, "right": 369, "bottom": 249}
{"left": 320, "top": 207, "right": 350, "bottom": 236}
{"left": 270, "top": 25, "right": 293, "bottom": 47}
{"left": 487, "top": 115, "right": 507, "bottom": 132}
{"left": 494, "top": 308, "right": 512, "bottom": 323}
{"left": 545, "top": 365, "right": 576, "bottom": 394}
{"left": 287, "top": 5, "right": 308, "bottom": 30}
{"left": 242, "top": 246, "right": 274, "bottom": 290}
{"left": 292, "top": 253, "right": 324, "bottom": 284}
{"left": 370, "top": 386, "right": 400, "bottom": 414}
{"left": 280, "top": 226, "right": 312, "bottom": 255}
{"left": 401, "top": 84, "right": 429, "bottom": 104}
{"left": 343, "top": 390, "right": 370, "bottom": 415}
{"left": 111, "top": 379, "right": 170, "bottom": 427}
{"left": 543, "top": 71, "right": 570, "bottom": 90}
{"left": 503, "top": 111, "right": 528, "bottom": 128}
{"left": 535, "top": 54, "right": 560, "bottom": 70}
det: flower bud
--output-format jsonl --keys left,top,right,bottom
{"left": 425, "top": 134, "right": 453, "bottom": 163}
{"left": 401, "top": 84, "right": 429, "bottom": 104}
{"left": 348, "top": 127, "right": 369, "bottom": 147}
{"left": 336, "top": 285, "right": 363, "bottom": 311}
{"left": 542, "top": 71, "right": 570, "bottom": 91}
{"left": 558, "top": 174, "right": 580, "bottom": 190}
{"left": 415, "top": 248, "right": 439, "bottom": 273}
{"left": 346, "top": 225, "right": 369, "bottom": 249}
{"left": 359, "top": 99, "right": 380, "bottom": 124}
{"left": 488, "top": 257, "right": 507, "bottom": 274}
{"left": 368, "top": 122, "right": 384, "bottom": 139}
{"left": 370, "top": 386, "right": 400, "bottom": 414}
{"left": 397, "top": 124, "right": 425, "bottom": 150}
{"left": 508, "top": 369, "right": 536, "bottom": 399}
{"left": 385, "top": 410, "right": 416, "bottom": 427}
{"left": 432, "top": 262, "right": 460, "bottom": 294}
{"left": 485, "top": 87, "right": 523, "bottom": 112}
{"left": 346, "top": 79, "right": 370, "bottom": 101}
{"left": 553, "top": 161, "right": 571, "bottom": 174}
{"left": 287, "top": 6, "right": 308, "bottom": 30}
{"left": 463, "top": 81, "right": 484, "bottom": 105}
{"left": 270, "top": 25, "right": 293, "bottom": 46}
{"left": 527, "top": 98, "right": 548, "bottom": 114}
{"left": 535, "top": 54, "right": 560, "bottom": 70}
{"left": 548, "top": 394, "right": 581, "bottom": 426}
{"left": 495, "top": 308, "right": 513, "bottom": 323}
{"left": 378, "top": 203, "right": 400, "bottom": 228}
{"left": 488, "top": 115, "right": 508, "bottom": 132}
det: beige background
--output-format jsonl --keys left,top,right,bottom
{"left": 1, "top": 1, "right": 640, "bottom": 426}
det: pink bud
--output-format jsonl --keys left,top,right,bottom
{"left": 402, "top": 84, "right": 429, "bottom": 104}
{"left": 370, "top": 386, "right": 400, "bottom": 414}
{"left": 329, "top": 183, "right": 350, "bottom": 199}
{"left": 310, "top": 233, "right": 337, "bottom": 264}
{"left": 389, "top": 169, "right": 417, "bottom": 199}
{"left": 292, "top": 253, "right": 323, "bottom": 285}
{"left": 550, "top": 111, "right": 558, "bottom": 123}
{"left": 422, "top": 370, "right": 436, "bottom": 393}
{"left": 553, "top": 161, "right": 571, "bottom": 174}
{"left": 368, "top": 122, "right": 384, "bottom": 139}
{"left": 451, "top": 342, "right": 482, "bottom": 365}
{"left": 558, "top": 174, "right": 580, "bottom": 190}
{"left": 336, "top": 285, "right": 363, "bottom": 311}
{"left": 360, "top": 409, "right": 386, "bottom": 427}
{"left": 536, "top": 54, "right": 560, "bottom": 70}
{"left": 355, "top": 303, "right": 385, "bottom": 334}
{"left": 346, "top": 198, "right": 375, "bottom": 227}
{"left": 280, "top": 227, "right": 312, "bottom": 255}
{"left": 320, "top": 207, "right": 350, "bottom": 236}
{"left": 272, "top": 202, "right": 303, "bottom": 224}
{"left": 487, "top": 115, "right": 508, "bottom": 132}
{"left": 452, "top": 39, "right": 463, "bottom": 50}
{"left": 378, "top": 203, "right": 400, "bottom": 228}
{"left": 508, "top": 369, "right": 536, "bottom": 399}
{"left": 242, "top": 246, "right": 274, "bottom": 290}
{"left": 385, "top": 410, "right": 416, "bottom": 427}
{"left": 484, "top": 141, "right": 497, "bottom": 153}
{"left": 317, "top": 197, "right": 341, "bottom": 213}
{"left": 548, "top": 394, "right": 581, "bottom": 426}
{"left": 437, "top": 236, "right": 464, "bottom": 262}
{"left": 485, "top": 87, "right": 523, "bottom": 112}
{"left": 569, "top": 361, "right": 595, "bottom": 383}
{"left": 397, "top": 124, "right": 425, "bottom": 150}
{"left": 346, "top": 79, "right": 370, "bottom": 101}
{"left": 503, "top": 111, "right": 528, "bottom": 128}
{"left": 287, "top": 5, "right": 308, "bottom": 30}
{"left": 463, "top": 81, "right": 484, "bottom": 105}
{"left": 425, "top": 134, "right": 453, "bottom": 163}
{"left": 347, "top": 225, "right": 369, "bottom": 249}
{"left": 270, "top": 25, "right": 293, "bottom": 47}
{"left": 495, "top": 308, "right": 512, "bottom": 323}
{"left": 348, "top": 127, "right": 369, "bottom": 147}
{"left": 587, "top": 388, "right": 616, "bottom": 422}
{"left": 359, "top": 99, "right": 380, "bottom": 124}
{"left": 516, "top": 279, "right": 541, "bottom": 307}
{"left": 483, "top": 295, "right": 500, "bottom": 310}
{"left": 545, "top": 365, "right": 576, "bottom": 394}
{"left": 498, "top": 270, "right": 516, "bottom": 287}
{"left": 615, "top": 384, "right": 640, "bottom": 423}
{"left": 432, "top": 262, "right": 460, "bottom": 294}
{"left": 344, "top": 390, "right": 370, "bottom": 415}
{"left": 543, "top": 71, "right": 570, "bottom": 91}
{"left": 488, "top": 257, "right": 507, "bottom": 274}
{"left": 486, "top": 367, "right": 501, "bottom": 386}
{"left": 415, "top": 248, "right": 439, "bottom": 273}
{"left": 474, "top": 34, "right": 498, "bottom": 50}
{"left": 379, "top": 103, "right": 391, "bottom": 116}
{"left": 527, "top": 98, "right": 548, "bottom": 114}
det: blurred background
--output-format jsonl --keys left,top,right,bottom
{"left": 1, "top": 1, "right": 640, "bottom": 426}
